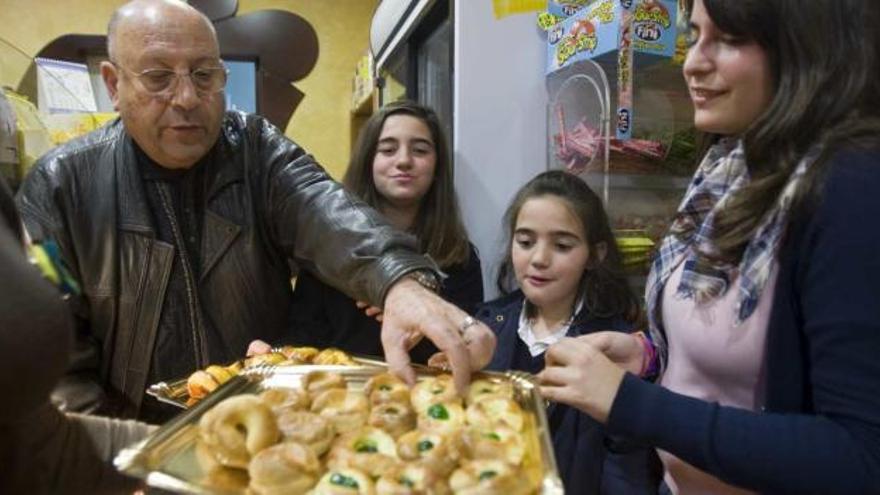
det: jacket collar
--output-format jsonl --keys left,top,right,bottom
{"left": 113, "top": 113, "right": 246, "bottom": 235}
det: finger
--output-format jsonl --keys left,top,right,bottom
{"left": 544, "top": 338, "right": 580, "bottom": 366}
{"left": 246, "top": 339, "right": 272, "bottom": 356}
{"left": 539, "top": 383, "right": 576, "bottom": 405}
{"left": 365, "top": 306, "right": 382, "bottom": 317}
{"left": 375, "top": 313, "right": 384, "bottom": 323}
{"left": 356, "top": 300, "right": 368, "bottom": 309}
{"left": 381, "top": 324, "right": 417, "bottom": 386}
{"left": 536, "top": 365, "right": 574, "bottom": 387}
{"left": 421, "top": 318, "right": 472, "bottom": 394}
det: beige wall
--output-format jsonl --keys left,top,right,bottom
{"left": 0, "top": 0, "right": 377, "bottom": 179}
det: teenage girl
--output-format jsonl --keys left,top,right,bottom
{"left": 476, "top": 170, "right": 658, "bottom": 494}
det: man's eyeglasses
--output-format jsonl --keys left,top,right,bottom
{"left": 112, "top": 62, "right": 228, "bottom": 98}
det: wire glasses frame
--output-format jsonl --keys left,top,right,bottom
{"left": 111, "top": 61, "right": 229, "bottom": 99}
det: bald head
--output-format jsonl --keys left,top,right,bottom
{"left": 107, "top": 0, "right": 217, "bottom": 62}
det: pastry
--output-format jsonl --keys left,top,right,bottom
{"left": 303, "top": 370, "right": 348, "bottom": 396}
{"left": 187, "top": 364, "right": 235, "bottom": 400}
{"left": 448, "top": 459, "right": 528, "bottom": 495}
{"left": 416, "top": 400, "right": 465, "bottom": 434}
{"left": 368, "top": 401, "right": 416, "bottom": 439}
{"left": 460, "top": 425, "right": 525, "bottom": 466}
{"left": 276, "top": 410, "right": 336, "bottom": 456}
{"left": 277, "top": 345, "right": 320, "bottom": 363}
{"left": 465, "top": 379, "right": 512, "bottom": 406}
{"left": 396, "top": 429, "right": 462, "bottom": 476}
{"left": 410, "top": 375, "right": 460, "bottom": 413}
{"left": 260, "top": 387, "right": 310, "bottom": 412}
{"left": 244, "top": 352, "right": 288, "bottom": 368}
{"left": 464, "top": 397, "right": 525, "bottom": 432}
{"left": 327, "top": 426, "right": 399, "bottom": 479}
{"left": 376, "top": 463, "right": 450, "bottom": 495}
{"left": 312, "top": 468, "right": 376, "bottom": 495}
{"left": 314, "top": 347, "right": 357, "bottom": 365}
{"left": 364, "top": 372, "right": 411, "bottom": 405}
{"left": 198, "top": 394, "right": 280, "bottom": 469}
{"left": 248, "top": 441, "right": 321, "bottom": 494}
{"left": 310, "top": 388, "right": 369, "bottom": 434}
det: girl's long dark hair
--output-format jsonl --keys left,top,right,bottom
{"left": 343, "top": 101, "right": 471, "bottom": 268}
{"left": 497, "top": 171, "right": 640, "bottom": 323}
{"left": 687, "top": 0, "right": 880, "bottom": 263}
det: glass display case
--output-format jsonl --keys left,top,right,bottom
{"left": 544, "top": 0, "right": 696, "bottom": 295}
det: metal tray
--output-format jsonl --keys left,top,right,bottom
{"left": 118, "top": 364, "right": 564, "bottom": 494}
{"left": 147, "top": 355, "right": 387, "bottom": 409}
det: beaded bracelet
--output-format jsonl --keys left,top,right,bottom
{"left": 633, "top": 331, "right": 659, "bottom": 378}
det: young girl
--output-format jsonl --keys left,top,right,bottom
{"left": 476, "top": 170, "right": 658, "bottom": 494}
{"left": 538, "top": 0, "right": 880, "bottom": 493}
{"left": 289, "top": 101, "right": 483, "bottom": 363}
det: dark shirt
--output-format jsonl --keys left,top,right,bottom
{"left": 135, "top": 144, "right": 218, "bottom": 422}
{"left": 288, "top": 244, "right": 483, "bottom": 363}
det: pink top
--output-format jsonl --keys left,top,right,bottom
{"left": 657, "top": 255, "right": 778, "bottom": 495}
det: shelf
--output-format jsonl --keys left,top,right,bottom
{"left": 585, "top": 172, "right": 691, "bottom": 191}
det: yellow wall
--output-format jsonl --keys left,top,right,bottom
{"left": 0, "top": 0, "right": 377, "bottom": 179}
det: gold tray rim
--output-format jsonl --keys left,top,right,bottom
{"left": 120, "top": 364, "right": 564, "bottom": 494}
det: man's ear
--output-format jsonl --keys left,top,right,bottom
{"left": 100, "top": 61, "right": 121, "bottom": 110}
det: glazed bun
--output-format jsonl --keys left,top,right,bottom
{"left": 448, "top": 459, "right": 527, "bottom": 495}
{"left": 260, "top": 387, "right": 310, "bottom": 412}
{"left": 313, "top": 468, "right": 376, "bottom": 495}
{"left": 368, "top": 401, "right": 416, "bottom": 439}
{"left": 396, "top": 429, "right": 462, "bottom": 476}
{"left": 417, "top": 400, "right": 465, "bottom": 434}
{"left": 465, "top": 379, "right": 512, "bottom": 406}
{"left": 465, "top": 397, "right": 525, "bottom": 432}
{"left": 276, "top": 410, "right": 336, "bottom": 456}
{"left": 364, "top": 372, "right": 411, "bottom": 406}
{"left": 198, "top": 394, "right": 279, "bottom": 469}
{"left": 311, "top": 388, "right": 370, "bottom": 434}
{"left": 187, "top": 365, "right": 235, "bottom": 400}
{"left": 376, "top": 463, "right": 450, "bottom": 495}
{"left": 460, "top": 425, "right": 525, "bottom": 466}
{"left": 248, "top": 441, "right": 321, "bottom": 495}
{"left": 411, "top": 375, "right": 460, "bottom": 413}
{"left": 327, "top": 426, "right": 400, "bottom": 479}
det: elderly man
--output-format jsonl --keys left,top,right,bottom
{"left": 16, "top": 0, "right": 493, "bottom": 421}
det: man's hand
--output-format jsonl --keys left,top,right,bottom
{"left": 381, "top": 278, "right": 496, "bottom": 394}
{"left": 246, "top": 339, "right": 272, "bottom": 356}
{"left": 536, "top": 333, "right": 637, "bottom": 423}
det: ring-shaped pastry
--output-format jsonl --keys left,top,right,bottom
{"left": 198, "top": 394, "right": 279, "bottom": 469}
{"left": 276, "top": 410, "right": 336, "bottom": 456}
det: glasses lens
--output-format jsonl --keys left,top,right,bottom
{"left": 193, "top": 67, "right": 227, "bottom": 93}
{"left": 139, "top": 69, "right": 176, "bottom": 93}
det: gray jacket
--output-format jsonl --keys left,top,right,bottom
{"left": 16, "top": 111, "right": 434, "bottom": 417}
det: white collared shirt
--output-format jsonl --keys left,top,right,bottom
{"left": 516, "top": 297, "right": 585, "bottom": 357}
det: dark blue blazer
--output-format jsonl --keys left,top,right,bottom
{"left": 477, "top": 291, "right": 660, "bottom": 495}
{"left": 608, "top": 150, "right": 880, "bottom": 494}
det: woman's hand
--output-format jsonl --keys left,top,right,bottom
{"left": 537, "top": 333, "right": 638, "bottom": 423}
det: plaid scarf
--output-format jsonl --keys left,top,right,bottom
{"left": 646, "top": 138, "right": 815, "bottom": 364}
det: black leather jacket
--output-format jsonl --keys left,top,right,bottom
{"left": 16, "top": 111, "right": 435, "bottom": 417}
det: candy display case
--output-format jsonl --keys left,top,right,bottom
{"left": 544, "top": 0, "right": 697, "bottom": 285}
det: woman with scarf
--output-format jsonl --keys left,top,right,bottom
{"left": 535, "top": 0, "right": 880, "bottom": 494}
